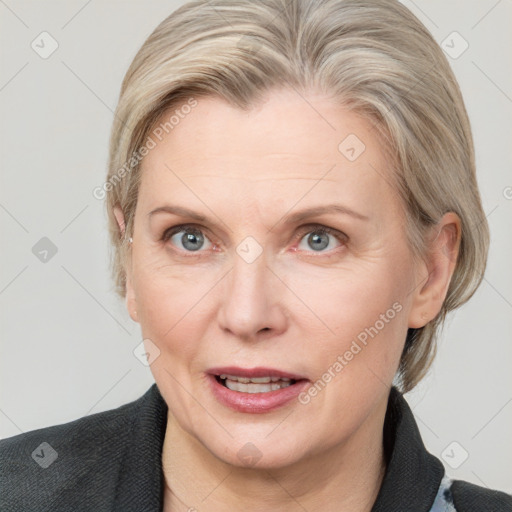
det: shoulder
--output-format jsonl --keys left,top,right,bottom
{"left": 0, "top": 388, "right": 149, "bottom": 511}
{"left": 0, "top": 391, "right": 141, "bottom": 458}
{"left": 450, "top": 478, "right": 512, "bottom": 512}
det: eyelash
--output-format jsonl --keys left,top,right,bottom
{"left": 161, "top": 223, "right": 348, "bottom": 258}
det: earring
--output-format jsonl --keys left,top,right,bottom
{"left": 128, "top": 237, "right": 133, "bottom": 244}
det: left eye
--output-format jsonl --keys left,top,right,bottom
{"left": 295, "top": 226, "right": 345, "bottom": 253}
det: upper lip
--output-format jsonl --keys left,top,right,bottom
{"left": 207, "top": 366, "right": 308, "bottom": 381}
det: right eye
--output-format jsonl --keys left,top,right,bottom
{"left": 162, "top": 224, "right": 215, "bottom": 253}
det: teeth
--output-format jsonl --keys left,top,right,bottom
{"left": 217, "top": 374, "right": 296, "bottom": 393}
{"left": 224, "top": 379, "right": 293, "bottom": 393}
{"left": 226, "top": 374, "right": 250, "bottom": 383}
{"left": 249, "top": 376, "right": 271, "bottom": 383}
{"left": 218, "top": 374, "right": 292, "bottom": 384}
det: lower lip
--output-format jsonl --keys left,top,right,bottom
{"left": 207, "top": 374, "right": 310, "bottom": 414}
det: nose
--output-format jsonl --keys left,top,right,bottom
{"left": 217, "top": 249, "right": 288, "bottom": 341}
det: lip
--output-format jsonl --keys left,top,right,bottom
{"left": 206, "top": 366, "right": 310, "bottom": 414}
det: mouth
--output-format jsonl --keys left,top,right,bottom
{"left": 207, "top": 366, "right": 310, "bottom": 413}
{"left": 215, "top": 374, "right": 297, "bottom": 393}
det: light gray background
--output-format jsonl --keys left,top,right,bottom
{"left": 1, "top": 0, "right": 511, "bottom": 494}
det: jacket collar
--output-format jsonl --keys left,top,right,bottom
{"left": 371, "top": 386, "right": 445, "bottom": 511}
{"left": 113, "top": 384, "right": 444, "bottom": 511}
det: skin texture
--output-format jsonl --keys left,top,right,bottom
{"left": 114, "top": 88, "right": 460, "bottom": 511}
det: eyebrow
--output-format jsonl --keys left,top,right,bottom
{"left": 148, "top": 204, "right": 369, "bottom": 226}
{"left": 280, "top": 204, "right": 369, "bottom": 224}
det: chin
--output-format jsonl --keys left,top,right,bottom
{"left": 220, "top": 441, "right": 305, "bottom": 470}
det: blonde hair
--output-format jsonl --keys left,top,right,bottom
{"left": 104, "top": 0, "right": 489, "bottom": 392}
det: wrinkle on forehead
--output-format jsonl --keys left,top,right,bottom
{"left": 138, "top": 89, "right": 401, "bottom": 229}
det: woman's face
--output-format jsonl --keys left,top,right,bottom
{"left": 124, "top": 88, "right": 427, "bottom": 468}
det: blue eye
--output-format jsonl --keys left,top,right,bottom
{"left": 163, "top": 225, "right": 213, "bottom": 252}
{"left": 295, "top": 226, "right": 346, "bottom": 253}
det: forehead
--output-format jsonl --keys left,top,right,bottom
{"left": 138, "top": 88, "right": 400, "bottom": 220}
{"left": 145, "top": 89, "right": 382, "bottom": 165}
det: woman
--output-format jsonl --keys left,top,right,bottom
{"left": 1, "top": 0, "right": 510, "bottom": 510}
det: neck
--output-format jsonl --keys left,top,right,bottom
{"left": 162, "top": 397, "right": 388, "bottom": 512}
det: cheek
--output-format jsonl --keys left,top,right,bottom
{"left": 131, "top": 256, "right": 219, "bottom": 359}
{"left": 295, "top": 262, "right": 408, "bottom": 328}
{"left": 287, "top": 258, "right": 412, "bottom": 377}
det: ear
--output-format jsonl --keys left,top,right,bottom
{"left": 113, "top": 206, "right": 126, "bottom": 238}
{"left": 408, "top": 212, "right": 461, "bottom": 328}
{"left": 113, "top": 206, "right": 139, "bottom": 323}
